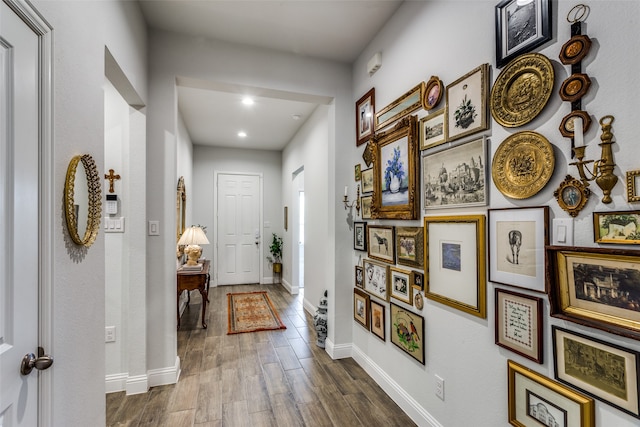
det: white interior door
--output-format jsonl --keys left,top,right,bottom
{"left": 217, "top": 173, "right": 261, "bottom": 285}
{"left": 0, "top": 1, "right": 45, "bottom": 424}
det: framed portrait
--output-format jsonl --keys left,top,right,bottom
{"left": 412, "top": 271, "right": 424, "bottom": 291}
{"left": 375, "top": 82, "right": 423, "bottom": 130}
{"left": 354, "top": 288, "right": 370, "bottom": 330}
{"left": 395, "top": 226, "right": 424, "bottom": 269}
{"left": 489, "top": 206, "right": 549, "bottom": 292}
{"left": 419, "top": 109, "right": 446, "bottom": 151}
{"left": 547, "top": 245, "right": 640, "bottom": 340}
{"left": 355, "top": 266, "right": 364, "bottom": 289}
{"left": 363, "top": 258, "right": 389, "bottom": 301}
{"left": 361, "top": 195, "right": 373, "bottom": 219}
{"left": 495, "top": 288, "right": 543, "bottom": 363}
{"left": 445, "top": 64, "right": 489, "bottom": 142}
{"left": 422, "top": 137, "right": 487, "bottom": 210}
{"left": 422, "top": 75, "right": 444, "bottom": 111}
{"left": 361, "top": 168, "right": 374, "bottom": 193}
{"left": 553, "top": 326, "right": 640, "bottom": 419}
{"left": 354, "top": 221, "right": 367, "bottom": 251}
{"left": 356, "top": 88, "right": 375, "bottom": 146}
{"left": 372, "top": 115, "right": 419, "bottom": 220}
{"left": 354, "top": 164, "right": 362, "bottom": 181}
{"left": 390, "top": 303, "right": 425, "bottom": 365}
{"left": 495, "top": 0, "right": 552, "bottom": 68}
{"left": 390, "top": 267, "right": 413, "bottom": 305}
{"left": 508, "top": 359, "right": 595, "bottom": 427}
{"left": 370, "top": 300, "right": 386, "bottom": 341}
{"left": 424, "top": 215, "right": 486, "bottom": 318}
{"left": 367, "top": 225, "right": 395, "bottom": 264}
{"left": 593, "top": 210, "right": 640, "bottom": 245}
{"left": 627, "top": 170, "right": 640, "bottom": 203}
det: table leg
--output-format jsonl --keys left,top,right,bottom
{"left": 199, "top": 287, "right": 208, "bottom": 329}
{"left": 177, "top": 290, "right": 181, "bottom": 330}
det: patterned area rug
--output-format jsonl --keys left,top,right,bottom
{"left": 227, "top": 291, "right": 287, "bottom": 334}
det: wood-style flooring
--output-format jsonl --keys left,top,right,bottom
{"left": 106, "top": 283, "right": 417, "bottom": 427}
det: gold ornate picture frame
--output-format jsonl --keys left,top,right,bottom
{"left": 554, "top": 175, "right": 590, "bottom": 217}
{"left": 627, "top": 170, "right": 640, "bottom": 203}
{"left": 375, "top": 82, "right": 423, "bottom": 130}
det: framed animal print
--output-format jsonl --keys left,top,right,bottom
{"left": 390, "top": 303, "right": 425, "bottom": 364}
{"left": 367, "top": 225, "right": 395, "bottom": 264}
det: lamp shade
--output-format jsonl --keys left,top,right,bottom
{"left": 177, "top": 226, "right": 209, "bottom": 246}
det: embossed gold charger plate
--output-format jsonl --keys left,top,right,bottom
{"left": 492, "top": 131, "right": 555, "bottom": 199}
{"left": 490, "top": 53, "right": 554, "bottom": 128}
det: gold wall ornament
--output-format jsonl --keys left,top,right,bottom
{"left": 492, "top": 131, "right": 555, "bottom": 199}
{"left": 627, "top": 170, "right": 640, "bottom": 203}
{"left": 554, "top": 175, "right": 591, "bottom": 217}
{"left": 176, "top": 176, "right": 186, "bottom": 242}
{"left": 570, "top": 115, "right": 619, "bottom": 203}
{"left": 559, "top": 34, "right": 592, "bottom": 65}
{"left": 104, "top": 169, "right": 120, "bottom": 193}
{"left": 559, "top": 73, "right": 591, "bottom": 103}
{"left": 490, "top": 53, "right": 554, "bottom": 128}
{"left": 64, "top": 154, "right": 102, "bottom": 247}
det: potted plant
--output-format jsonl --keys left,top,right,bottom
{"left": 266, "top": 233, "right": 283, "bottom": 273}
{"left": 454, "top": 94, "right": 477, "bottom": 129}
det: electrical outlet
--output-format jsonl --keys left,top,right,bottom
{"left": 105, "top": 326, "right": 116, "bottom": 343}
{"left": 435, "top": 374, "right": 445, "bottom": 400}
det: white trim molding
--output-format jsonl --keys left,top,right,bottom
{"left": 126, "top": 374, "right": 149, "bottom": 395}
{"left": 325, "top": 339, "right": 351, "bottom": 360}
{"left": 148, "top": 356, "right": 181, "bottom": 388}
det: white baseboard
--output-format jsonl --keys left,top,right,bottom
{"left": 126, "top": 374, "right": 149, "bottom": 395}
{"left": 105, "top": 373, "right": 128, "bottom": 394}
{"left": 325, "top": 339, "right": 351, "bottom": 359}
{"left": 302, "top": 297, "right": 315, "bottom": 315}
{"left": 351, "top": 345, "right": 442, "bottom": 427}
{"left": 279, "top": 277, "right": 298, "bottom": 295}
{"left": 148, "top": 356, "right": 181, "bottom": 388}
{"left": 105, "top": 372, "right": 150, "bottom": 395}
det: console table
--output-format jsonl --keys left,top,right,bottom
{"left": 177, "top": 259, "right": 210, "bottom": 329}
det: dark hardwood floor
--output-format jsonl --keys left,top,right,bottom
{"left": 106, "top": 283, "right": 417, "bottom": 426}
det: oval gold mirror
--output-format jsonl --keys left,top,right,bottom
{"left": 177, "top": 176, "right": 186, "bottom": 242}
{"left": 64, "top": 154, "right": 102, "bottom": 247}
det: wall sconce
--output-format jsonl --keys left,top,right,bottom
{"left": 343, "top": 184, "right": 361, "bottom": 216}
{"left": 570, "top": 115, "right": 618, "bottom": 203}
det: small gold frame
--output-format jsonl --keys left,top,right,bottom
{"left": 554, "top": 175, "right": 591, "bottom": 217}
{"left": 422, "top": 76, "right": 443, "bottom": 110}
{"left": 627, "top": 170, "right": 640, "bottom": 203}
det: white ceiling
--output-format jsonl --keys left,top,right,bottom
{"left": 138, "top": 0, "right": 404, "bottom": 150}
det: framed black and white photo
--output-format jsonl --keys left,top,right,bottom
{"left": 495, "top": 0, "right": 552, "bottom": 68}
{"left": 355, "top": 266, "right": 364, "bottom": 289}
{"left": 354, "top": 221, "right": 367, "bottom": 251}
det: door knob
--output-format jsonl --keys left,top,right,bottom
{"left": 20, "top": 347, "right": 53, "bottom": 375}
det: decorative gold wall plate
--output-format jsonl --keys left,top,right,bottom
{"left": 490, "top": 53, "right": 554, "bottom": 128}
{"left": 559, "top": 73, "right": 591, "bottom": 103}
{"left": 492, "top": 131, "right": 555, "bottom": 199}
{"left": 554, "top": 175, "right": 591, "bottom": 217}
{"left": 559, "top": 34, "right": 592, "bottom": 65}
{"left": 559, "top": 110, "right": 592, "bottom": 138}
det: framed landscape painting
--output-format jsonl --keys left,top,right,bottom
{"left": 361, "top": 167, "right": 374, "bottom": 193}
{"left": 419, "top": 109, "right": 445, "bottom": 150}
{"left": 552, "top": 326, "right": 640, "bottom": 419}
{"left": 593, "top": 210, "right": 640, "bottom": 244}
{"left": 390, "top": 303, "right": 425, "bottom": 365}
{"left": 489, "top": 206, "right": 548, "bottom": 292}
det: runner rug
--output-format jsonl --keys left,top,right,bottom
{"left": 227, "top": 291, "right": 287, "bottom": 334}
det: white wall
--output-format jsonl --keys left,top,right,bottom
{"left": 177, "top": 113, "right": 194, "bottom": 229}
{"left": 32, "top": 0, "right": 147, "bottom": 424}
{"left": 192, "top": 145, "right": 282, "bottom": 282}
{"left": 350, "top": 1, "right": 640, "bottom": 426}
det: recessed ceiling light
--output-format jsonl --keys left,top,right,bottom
{"left": 238, "top": 131, "right": 247, "bottom": 138}
{"left": 242, "top": 97, "right": 254, "bottom": 106}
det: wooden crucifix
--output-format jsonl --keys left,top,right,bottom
{"left": 104, "top": 169, "right": 121, "bottom": 193}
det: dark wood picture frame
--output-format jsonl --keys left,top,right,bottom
{"left": 495, "top": 287, "right": 543, "bottom": 363}
{"left": 356, "top": 88, "right": 375, "bottom": 146}
{"left": 354, "top": 221, "right": 367, "bottom": 251}
{"left": 370, "top": 299, "right": 386, "bottom": 341}
{"left": 354, "top": 288, "right": 370, "bottom": 330}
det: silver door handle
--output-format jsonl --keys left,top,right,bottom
{"left": 20, "top": 347, "right": 53, "bottom": 375}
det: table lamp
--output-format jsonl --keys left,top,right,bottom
{"left": 177, "top": 226, "right": 209, "bottom": 266}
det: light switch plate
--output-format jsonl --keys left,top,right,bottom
{"left": 148, "top": 220, "right": 160, "bottom": 236}
{"left": 553, "top": 218, "right": 573, "bottom": 246}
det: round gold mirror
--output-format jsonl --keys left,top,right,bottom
{"left": 64, "top": 154, "right": 102, "bottom": 247}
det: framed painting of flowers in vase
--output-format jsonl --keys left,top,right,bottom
{"left": 371, "top": 115, "right": 419, "bottom": 219}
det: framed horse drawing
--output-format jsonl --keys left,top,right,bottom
{"left": 367, "top": 225, "right": 395, "bottom": 264}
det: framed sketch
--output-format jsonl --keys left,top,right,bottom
{"left": 552, "top": 326, "right": 640, "bottom": 419}
{"left": 370, "top": 300, "right": 386, "bottom": 341}
{"left": 361, "top": 167, "right": 374, "bottom": 193}
{"left": 354, "top": 221, "right": 367, "bottom": 251}
{"left": 367, "top": 225, "right": 395, "bottom": 264}
{"left": 390, "top": 267, "right": 413, "bottom": 305}
{"left": 412, "top": 271, "right": 424, "bottom": 291}
{"left": 395, "top": 227, "right": 424, "bottom": 269}
{"left": 361, "top": 195, "right": 372, "bottom": 219}
{"left": 593, "top": 210, "right": 640, "bottom": 244}
{"left": 495, "top": 0, "right": 552, "bottom": 68}
{"left": 489, "top": 206, "right": 548, "bottom": 292}
{"left": 356, "top": 88, "right": 375, "bottom": 146}
{"left": 354, "top": 164, "right": 362, "bottom": 181}
{"left": 445, "top": 64, "right": 489, "bottom": 142}
{"left": 354, "top": 288, "right": 370, "bottom": 330}
{"left": 375, "top": 82, "right": 423, "bottom": 130}
{"left": 547, "top": 245, "right": 640, "bottom": 340}
{"left": 419, "top": 109, "right": 446, "bottom": 151}
{"left": 495, "top": 288, "right": 543, "bottom": 363}
{"left": 508, "top": 359, "right": 595, "bottom": 427}
{"left": 627, "top": 170, "right": 640, "bottom": 203}
{"left": 422, "top": 75, "right": 443, "bottom": 110}
{"left": 422, "top": 137, "right": 487, "bottom": 210}
{"left": 355, "top": 266, "right": 364, "bottom": 289}
{"left": 424, "top": 215, "right": 486, "bottom": 318}
{"left": 372, "top": 115, "right": 419, "bottom": 219}
{"left": 390, "top": 303, "right": 425, "bottom": 365}
{"left": 363, "top": 258, "right": 389, "bottom": 301}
